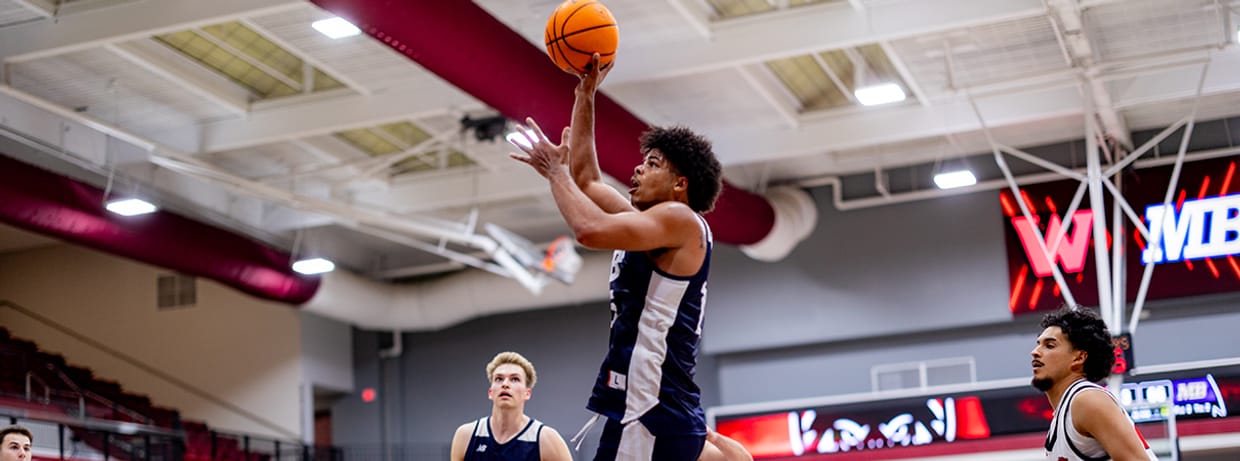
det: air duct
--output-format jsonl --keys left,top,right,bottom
{"left": 0, "top": 154, "right": 320, "bottom": 304}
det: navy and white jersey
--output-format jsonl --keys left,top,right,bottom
{"left": 1044, "top": 379, "right": 1158, "bottom": 460}
{"left": 464, "top": 417, "right": 544, "bottom": 461}
{"left": 587, "top": 214, "right": 711, "bottom": 437}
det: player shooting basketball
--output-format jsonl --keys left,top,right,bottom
{"left": 510, "top": 50, "right": 729, "bottom": 460}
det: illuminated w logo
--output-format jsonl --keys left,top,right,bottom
{"left": 1011, "top": 210, "right": 1093, "bottom": 278}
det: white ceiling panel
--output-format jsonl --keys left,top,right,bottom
{"left": 474, "top": 0, "right": 701, "bottom": 52}
{"left": 889, "top": 15, "right": 1069, "bottom": 98}
{"left": 8, "top": 49, "right": 237, "bottom": 133}
{"left": 1123, "top": 90, "right": 1240, "bottom": 131}
{"left": 1086, "top": 0, "right": 1224, "bottom": 63}
{"left": 605, "top": 66, "right": 791, "bottom": 137}
{"left": 245, "top": 3, "right": 425, "bottom": 93}
{"left": 0, "top": 0, "right": 43, "bottom": 27}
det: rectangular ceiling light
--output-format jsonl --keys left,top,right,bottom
{"left": 934, "top": 170, "right": 978, "bottom": 190}
{"left": 312, "top": 17, "right": 361, "bottom": 39}
{"left": 293, "top": 258, "right": 336, "bottom": 275}
{"left": 854, "top": 83, "right": 906, "bottom": 106}
{"left": 105, "top": 198, "right": 157, "bottom": 216}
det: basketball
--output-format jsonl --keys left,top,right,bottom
{"left": 544, "top": 0, "right": 618, "bottom": 75}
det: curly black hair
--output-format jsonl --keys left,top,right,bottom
{"left": 1041, "top": 306, "right": 1115, "bottom": 382}
{"left": 639, "top": 125, "right": 723, "bottom": 213}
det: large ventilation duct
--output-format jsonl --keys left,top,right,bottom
{"left": 310, "top": 0, "right": 814, "bottom": 253}
{"left": 0, "top": 153, "right": 320, "bottom": 304}
{"left": 304, "top": 250, "right": 614, "bottom": 331}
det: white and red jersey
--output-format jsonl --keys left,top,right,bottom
{"left": 1044, "top": 379, "right": 1159, "bottom": 460}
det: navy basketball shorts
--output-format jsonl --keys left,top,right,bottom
{"left": 593, "top": 417, "right": 705, "bottom": 461}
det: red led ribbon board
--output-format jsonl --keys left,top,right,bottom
{"left": 714, "top": 367, "right": 1240, "bottom": 459}
{"left": 1001, "top": 156, "right": 1239, "bottom": 315}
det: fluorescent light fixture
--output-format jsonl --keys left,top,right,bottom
{"left": 293, "top": 258, "right": 335, "bottom": 275}
{"left": 854, "top": 83, "right": 906, "bottom": 106}
{"left": 934, "top": 170, "right": 977, "bottom": 190}
{"left": 105, "top": 198, "right": 157, "bottom": 216}
{"left": 312, "top": 17, "right": 360, "bottom": 39}
{"left": 505, "top": 128, "right": 538, "bottom": 150}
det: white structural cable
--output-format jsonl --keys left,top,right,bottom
{"left": 968, "top": 93, "right": 1079, "bottom": 308}
{"left": 965, "top": 56, "right": 1210, "bottom": 338}
{"left": 1128, "top": 60, "right": 1212, "bottom": 335}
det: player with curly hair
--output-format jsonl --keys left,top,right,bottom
{"left": 511, "top": 51, "right": 727, "bottom": 461}
{"left": 1032, "top": 307, "right": 1157, "bottom": 460}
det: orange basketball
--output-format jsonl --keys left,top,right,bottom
{"left": 544, "top": 0, "right": 618, "bottom": 75}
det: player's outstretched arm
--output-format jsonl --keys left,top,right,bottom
{"left": 1072, "top": 391, "right": 1153, "bottom": 461}
{"left": 512, "top": 120, "right": 699, "bottom": 252}
{"left": 539, "top": 427, "right": 574, "bottom": 461}
{"left": 567, "top": 53, "right": 632, "bottom": 214}
{"left": 449, "top": 423, "right": 472, "bottom": 461}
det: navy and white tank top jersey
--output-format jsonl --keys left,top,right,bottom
{"left": 587, "top": 214, "right": 711, "bottom": 437}
{"left": 464, "top": 416, "right": 544, "bottom": 461}
{"left": 1044, "top": 379, "right": 1158, "bottom": 460}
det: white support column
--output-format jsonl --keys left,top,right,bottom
{"left": 1084, "top": 87, "right": 1114, "bottom": 327}
{"left": 1109, "top": 153, "right": 1125, "bottom": 332}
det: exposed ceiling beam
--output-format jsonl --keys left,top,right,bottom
{"left": 1108, "top": 49, "right": 1240, "bottom": 109}
{"left": 711, "top": 85, "right": 1086, "bottom": 166}
{"left": 1046, "top": 0, "right": 1132, "bottom": 147}
{"left": 0, "top": 0, "right": 304, "bottom": 63}
{"left": 664, "top": 0, "right": 713, "bottom": 38}
{"left": 353, "top": 167, "right": 559, "bottom": 215}
{"left": 193, "top": 72, "right": 484, "bottom": 153}
{"left": 605, "top": 0, "right": 1045, "bottom": 84}
{"left": 236, "top": 17, "right": 373, "bottom": 96}
{"left": 11, "top": 0, "right": 55, "bottom": 18}
{"left": 105, "top": 40, "right": 252, "bottom": 117}
{"left": 711, "top": 47, "right": 1240, "bottom": 169}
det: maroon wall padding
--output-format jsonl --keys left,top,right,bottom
{"left": 311, "top": 0, "right": 776, "bottom": 245}
{"left": 0, "top": 155, "right": 319, "bottom": 305}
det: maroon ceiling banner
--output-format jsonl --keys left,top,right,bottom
{"left": 1001, "top": 155, "right": 1239, "bottom": 315}
{"left": 0, "top": 155, "right": 320, "bottom": 305}
{"left": 308, "top": 0, "right": 776, "bottom": 245}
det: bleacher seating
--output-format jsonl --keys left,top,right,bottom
{"left": 0, "top": 326, "right": 274, "bottom": 460}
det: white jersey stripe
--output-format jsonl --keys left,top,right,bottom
{"left": 517, "top": 420, "right": 542, "bottom": 443}
{"left": 617, "top": 420, "right": 657, "bottom": 460}
{"left": 621, "top": 273, "right": 689, "bottom": 423}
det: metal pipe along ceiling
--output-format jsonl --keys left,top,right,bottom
{"left": 310, "top": 0, "right": 777, "bottom": 245}
{"left": 0, "top": 154, "right": 321, "bottom": 305}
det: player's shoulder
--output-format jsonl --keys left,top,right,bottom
{"left": 538, "top": 424, "right": 563, "bottom": 439}
{"left": 454, "top": 419, "right": 479, "bottom": 437}
{"left": 647, "top": 201, "right": 700, "bottom": 223}
{"left": 1070, "top": 388, "right": 1125, "bottom": 425}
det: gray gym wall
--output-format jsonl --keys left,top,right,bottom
{"left": 331, "top": 184, "right": 1240, "bottom": 453}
